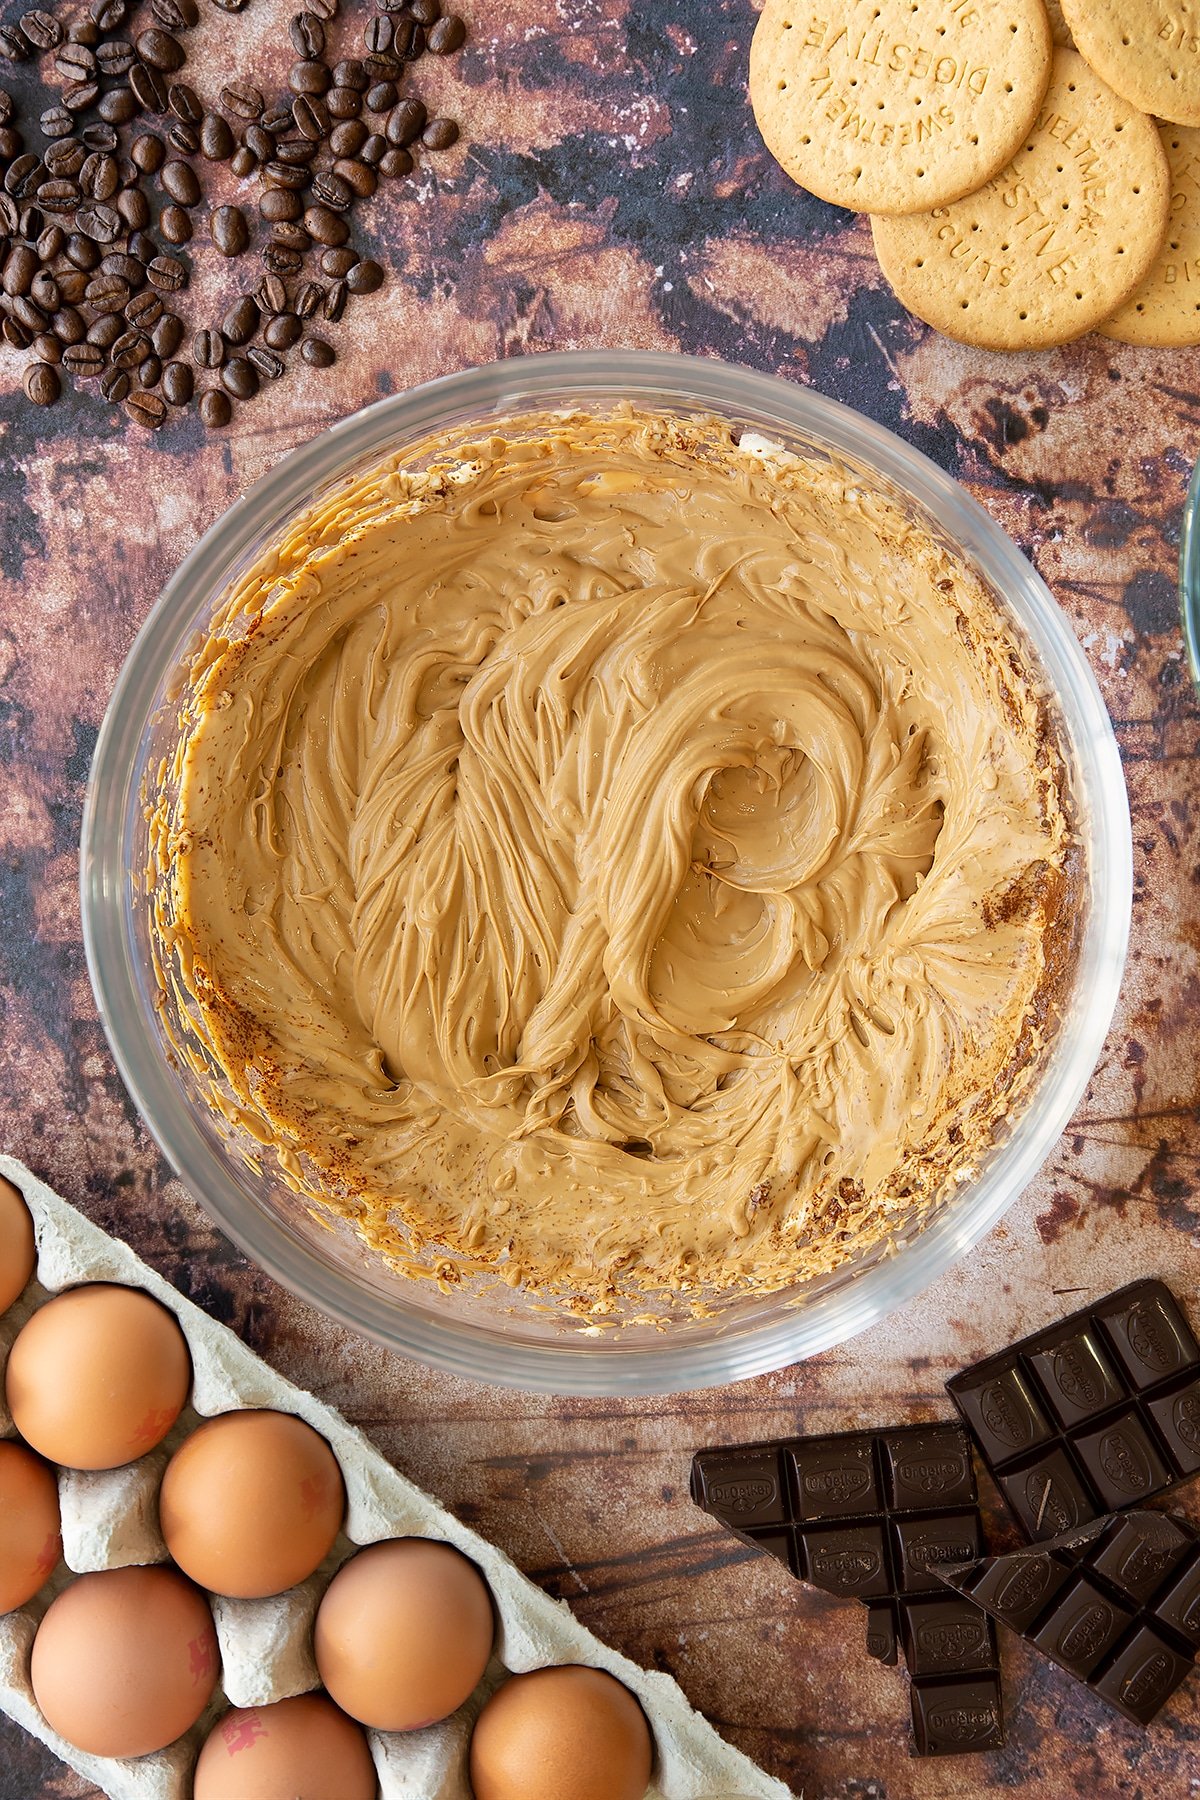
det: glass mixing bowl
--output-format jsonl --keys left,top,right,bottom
{"left": 81, "top": 351, "right": 1132, "bottom": 1395}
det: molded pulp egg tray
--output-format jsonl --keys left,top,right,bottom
{"left": 0, "top": 1156, "right": 788, "bottom": 1800}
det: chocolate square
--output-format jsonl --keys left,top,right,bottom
{"left": 966, "top": 1549, "right": 1071, "bottom": 1633}
{"left": 866, "top": 1601, "right": 898, "bottom": 1664}
{"left": 691, "top": 1447, "right": 786, "bottom": 1528}
{"left": 1147, "top": 1378, "right": 1200, "bottom": 1475}
{"left": 1091, "top": 1625, "right": 1194, "bottom": 1725}
{"left": 786, "top": 1436, "right": 878, "bottom": 1520}
{"left": 951, "top": 1365, "right": 1052, "bottom": 1466}
{"left": 998, "top": 1447, "right": 1097, "bottom": 1540}
{"left": 1156, "top": 1551, "right": 1200, "bottom": 1648}
{"left": 881, "top": 1426, "right": 975, "bottom": 1510}
{"left": 800, "top": 1522, "right": 891, "bottom": 1599}
{"left": 1098, "top": 1287, "right": 1200, "bottom": 1387}
{"left": 1074, "top": 1416, "right": 1170, "bottom": 1509}
{"left": 909, "top": 1674, "right": 1005, "bottom": 1756}
{"left": 1029, "top": 1326, "right": 1125, "bottom": 1428}
{"left": 1030, "top": 1576, "right": 1132, "bottom": 1678}
{"left": 893, "top": 1512, "right": 983, "bottom": 1594}
{"left": 901, "top": 1596, "right": 997, "bottom": 1679}
{"left": 1087, "top": 1514, "right": 1191, "bottom": 1605}
{"left": 748, "top": 1529, "right": 797, "bottom": 1575}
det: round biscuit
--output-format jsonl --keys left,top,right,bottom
{"left": 871, "top": 48, "right": 1171, "bottom": 350}
{"left": 748, "top": 0, "right": 1053, "bottom": 216}
{"left": 1059, "top": 0, "right": 1200, "bottom": 127}
{"left": 1101, "top": 124, "right": 1200, "bottom": 345}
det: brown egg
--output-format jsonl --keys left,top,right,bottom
{"left": 469, "top": 1665, "right": 654, "bottom": 1800}
{"left": 0, "top": 1174, "right": 36, "bottom": 1313}
{"left": 0, "top": 1440, "right": 61, "bottom": 1612}
{"left": 314, "top": 1538, "right": 494, "bottom": 1731}
{"left": 193, "top": 1695, "right": 377, "bottom": 1800}
{"left": 159, "top": 1409, "right": 345, "bottom": 1599}
{"left": 6, "top": 1283, "right": 191, "bottom": 1470}
{"left": 31, "top": 1564, "right": 219, "bottom": 1757}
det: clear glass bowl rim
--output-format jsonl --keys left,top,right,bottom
{"left": 81, "top": 350, "right": 1132, "bottom": 1395}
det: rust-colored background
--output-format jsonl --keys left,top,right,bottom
{"left": 2, "top": 1, "right": 1200, "bottom": 1795}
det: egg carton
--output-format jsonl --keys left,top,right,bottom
{"left": 0, "top": 1156, "right": 791, "bottom": 1800}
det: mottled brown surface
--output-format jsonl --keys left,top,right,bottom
{"left": 1, "top": 1, "right": 1200, "bottom": 1795}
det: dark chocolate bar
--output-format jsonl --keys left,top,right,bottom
{"left": 938, "top": 1510, "right": 1200, "bottom": 1726}
{"left": 947, "top": 1280, "right": 1200, "bottom": 1540}
{"left": 691, "top": 1423, "right": 1004, "bottom": 1755}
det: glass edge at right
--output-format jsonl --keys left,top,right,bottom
{"left": 81, "top": 351, "right": 1134, "bottom": 1396}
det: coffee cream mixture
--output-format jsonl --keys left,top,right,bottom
{"left": 150, "top": 409, "right": 1076, "bottom": 1321}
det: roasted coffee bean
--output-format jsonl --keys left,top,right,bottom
{"left": 210, "top": 0, "right": 248, "bottom": 12}
{"left": 346, "top": 257, "right": 383, "bottom": 295}
{"left": 0, "top": 194, "right": 17, "bottom": 235}
{"left": 136, "top": 27, "right": 184, "bottom": 71}
{"left": 5, "top": 154, "right": 41, "bottom": 197}
{"left": 146, "top": 253, "right": 186, "bottom": 291}
{"left": 167, "top": 122, "right": 198, "bottom": 154}
{"left": 259, "top": 185, "right": 301, "bottom": 223}
{"left": 99, "top": 363, "right": 130, "bottom": 401}
{"left": 86, "top": 271, "right": 131, "bottom": 311}
{"left": 0, "top": 93, "right": 10, "bottom": 129}
{"left": 160, "top": 356, "right": 191, "bottom": 403}
{"left": 427, "top": 13, "right": 464, "bottom": 53}
{"left": 0, "top": 25, "right": 32, "bottom": 61}
{"left": 0, "top": 124, "right": 23, "bottom": 157}
{"left": 160, "top": 158, "right": 199, "bottom": 205}
{"left": 229, "top": 144, "right": 256, "bottom": 178}
{"left": 422, "top": 116, "right": 459, "bottom": 150}
{"left": 37, "top": 223, "right": 65, "bottom": 262}
{"left": 247, "top": 344, "right": 283, "bottom": 378}
{"left": 334, "top": 156, "right": 376, "bottom": 197}
{"left": 313, "top": 169, "right": 354, "bottom": 210}
{"left": 55, "top": 269, "right": 88, "bottom": 304}
{"left": 131, "top": 132, "right": 165, "bottom": 173}
{"left": 138, "top": 352, "right": 160, "bottom": 385}
{"left": 210, "top": 203, "right": 248, "bottom": 256}
{"left": 33, "top": 330, "right": 61, "bottom": 363}
{"left": 364, "top": 14, "right": 393, "bottom": 53}
{"left": 16, "top": 203, "right": 42, "bottom": 238}
{"left": 191, "top": 325, "right": 224, "bottom": 366}
{"left": 98, "top": 87, "right": 138, "bottom": 125}
{"left": 199, "top": 386, "right": 231, "bottom": 425}
{"left": 126, "top": 289, "right": 163, "bottom": 329}
{"left": 79, "top": 151, "right": 118, "bottom": 199}
{"left": 110, "top": 326, "right": 150, "bottom": 367}
{"left": 291, "top": 93, "right": 329, "bottom": 139}
{"left": 221, "top": 293, "right": 258, "bottom": 343}
{"left": 159, "top": 201, "right": 192, "bottom": 243}
{"left": 262, "top": 239, "right": 302, "bottom": 275}
{"left": 319, "top": 245, "right": 356, "bottom": 279}
{"left": 328, "top": 118, "right": 366, "bottom": 157}
{"left": 125, "top": 387, "right": 166, "bottom": 426}
{"left": 301, "top": 333, "right": 335, "bottom": 367}
{"left": 168, "top": 82, "right": 202, "bottom": 124}
{"left": 129, "top": 61, "right": 167, "bottom": 112}
{"left": 302, "top": 203, "right": 347, "bottom": 247}
{"left": 220, "top": 354, "right": 256, "bottom": 397}
{"left": 41, "top": 105, "right": 75, "bottom": 139}
{"left": 63, "top": 80, "right": 100, "bottom": 112}
{"left": 274, "top": 135, "right": 317, "bottom": 166}
{"left": 392, "top": 17, "right": 422, "bottom": 59}
{"left": 198, "top": 112, "right": 232, "bottom": 159}
{"left": 385, "top": 98, "right": 425, "bottom": 147}
{"left": 411, "top": 0, "right": 441, "bottom": 23}
{"left": 116, "top": 187, "right": 149, "bottom": 230}
{"left": 289, "top": 58, "right": 330, "bottom": 95}
{"left": 262, "top": 158, "right": 307, "bottom": 190}
{"left": 377, "top": 147, "right": 410, "bottom": 180}
{"left": 24, "top": 360, "right": 59, "bottom": 405}
{"left": 365, "top": 80, "right": 396, "bottom": 113}
{"left": 63, "top": 340, "right": 104, "bottom": 376}
{"left": 65, "top": 232, "right": 99, "bottom": 270}
{"left": 261, "top": 103, "right": 294, "bottom": 134}
{"left": 270, "top": 220, "right": 309, "bottom": 251}
{"left": 151, "top": 310, "right": 182, "bottom": 355}
{"left": 96, "top": 39, "right": 136, "bottom": 75}
{"left": 322, "top": 276, "right": 346, "bottom": 320}
{"left": 292, "top": 276, "right": 322, "bottom": 316}
{"left": 254, "top": 270, "right": 287, "bottom": 312}
{"left": 86, "top": 310, "right": 122, "bottom": 347}
{"left": 91, "top": 0, "right": 128, "bottom": 28}
{"left": 326, "top": 84, "right": 361, "bottom": 119}
{"left": 76, "top": 201, "right": 121, "bottom": 242}
{"left": 152, "top": 0, "right": 198, "bottom": 29}
{"left": 37, "top": 178, "right": 80, "bottom": 214}
{"left": 10, "top": 294, "right": 46, "bottom": 331}
{"left": 21, "top": 8, "right": 62, "bottom": 49}
{"left": 263, "top": 309, "right": 301, "bottom": 348}
{"left": 127, "top": 227, "right": 156, "bottom": 261}
{"left": 332, "top": 55, "right": 367, "bottom": 90}
{"left": 221, "top": 81, "right": 263, "bottom": 120}
{"left": 30, "top": 269, "right": 59, "bottom": 310}
{"left": 2, "top": 244, "right": 36, "bottom": 296}
{"left": 68, "top": 11, "right": 99, "bottom": 38}
{"left": 243, "top": 123, "right": 273, "bottom": 160}
{"left": 44, "top": 138, "right": 84, "bottom": 178}
{"left": 359, "top": 132, "right": 385, "bottom": 166}
{"left": 1, "top": 316, "right": 30, "bottom": 347}
{"left": 56, "top": 41, "right": 95, "bottom": 78}
{"left": 289, "top": 10, "right": 324, "bottom": 56}
{"left": 99, "top": 252, "right": 142, "bottom": 287}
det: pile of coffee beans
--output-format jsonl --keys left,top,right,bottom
{"left": 0, "top": 0, "right": 465, "bottom": 427}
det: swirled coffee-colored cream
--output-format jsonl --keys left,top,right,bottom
{"left": 150, "top": 410, "right": 1076, "bottom": 1320}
